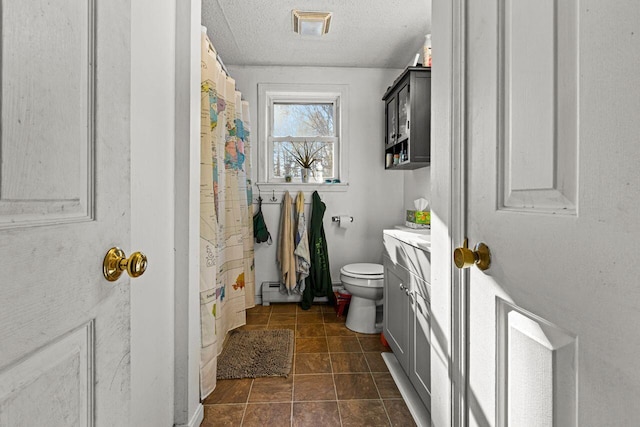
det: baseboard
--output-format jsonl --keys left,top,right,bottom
{"left": 382, "top": 352, "right": 431, "bottom": 427}
{"left": 174, "top": 403, "right": 204, "bottom": 427}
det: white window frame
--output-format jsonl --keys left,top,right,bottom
{"left": 257, "top": 83, "right": 349, "bottom": 192}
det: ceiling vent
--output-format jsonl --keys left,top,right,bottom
{"left": 292, "top": 10, "right": 332, "bottom": 36}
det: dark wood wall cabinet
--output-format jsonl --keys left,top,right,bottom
{"left": 382, "top": 67, "right": 431, "bottom": 170}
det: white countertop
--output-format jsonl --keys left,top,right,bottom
{"left": 383, "top": 226, "right": 431, "bottom": 252}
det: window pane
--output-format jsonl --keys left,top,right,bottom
{"left": 273, "top": 103, "right": 335, "bottom": 137}
{"left": 273, "top": 141, "right": 335, "bottom": 180}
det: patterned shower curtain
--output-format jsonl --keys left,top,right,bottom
{"left": 199, "top": 31, "right": 255, "bottom": 398}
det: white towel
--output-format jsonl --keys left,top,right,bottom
{"left": 277, "top": 191, "right": 296, "bottom": 293}
{"left": 294, "top": 192, "right": 310, "bottom": 294}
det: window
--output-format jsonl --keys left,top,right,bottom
{"left": 258, "top": 84, "right": 348, "bottom": 187}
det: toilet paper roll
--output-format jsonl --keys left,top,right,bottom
{"left": 339, "top": 216, "right": 352, "bottom": 229}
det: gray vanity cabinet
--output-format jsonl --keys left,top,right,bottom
{"left": 383, "top": 233, "right": 431, "bottom": 411}
{"left": 383, "top": 256, "right": 410, "bottom": 368}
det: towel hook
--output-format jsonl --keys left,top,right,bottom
{"left": 254, "top": 186, "right": 262, "bottom": 204}
{"left": 270, "top": 190, "right": 278, "bottom": 202}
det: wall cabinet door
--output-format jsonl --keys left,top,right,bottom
{"left": 396, "top": 82, "right": 410, "bottom": 143}
{"left": 383, "top": 256, "right": 410, "bottom": 369}
{"left": 385, "top": 96, "right": 397, "bottom": 146}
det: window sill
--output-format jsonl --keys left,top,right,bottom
{"left": 255, "top": 182, "right": 349, "bottom": 194}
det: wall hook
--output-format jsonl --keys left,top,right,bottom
{"left": 270, "top": 190, "right": 278, "bottom": 202}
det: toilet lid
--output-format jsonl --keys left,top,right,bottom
{"left": 342, "top": 263, "right": 383, "bottom": 276}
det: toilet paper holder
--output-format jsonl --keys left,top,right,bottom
{"left": 332, "top": 216, "right": 354, "bottom": 223}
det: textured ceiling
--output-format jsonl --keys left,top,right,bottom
{"left": 201, "top": 0, "right": 431, "bottom": 69}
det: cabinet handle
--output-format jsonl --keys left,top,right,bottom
{"left": 407, "top": 120, "right": 410, "bottom": 130}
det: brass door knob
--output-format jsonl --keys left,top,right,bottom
{"left": 103, "top": 247, "right": 148, "bottom": 281}
{"left": 453, "top": 238, "right": 491, "bottom": 271}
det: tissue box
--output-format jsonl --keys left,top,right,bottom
{"left": 406, "top": 210, "right": 431, "bottom": 225}
{"left": 405, "top": 221, "right": 431, "bottom": 229}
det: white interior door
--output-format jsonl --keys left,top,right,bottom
{"left": 0, "top": 0, "right": 132, "bottom": 425}
{"left": 464, "top": 1, "right": 640, "bottom": 426}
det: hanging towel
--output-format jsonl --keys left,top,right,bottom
{"left": 301, "top": 191, "right": 336, "bottom": 310}
{"left": 293, "top": 192, "right": 310, "bottom": 294}
{"left": 253, "top": 196, "right": 272, "bottom": 244}
{"left": 277, "top": 191, "right": 296, "bottom": 293}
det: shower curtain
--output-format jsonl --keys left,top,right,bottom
{"left": 199, "top": 31, "right": 255, "bottom": 398}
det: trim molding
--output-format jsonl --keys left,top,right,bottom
{"left": 174, "top": 403, "right": 204, "bottom": 427}
{"left": 256, "top": 83, "right": 350, "bottom": 186}
{"left": 450, "top": 0, "right": 467, "bottom": 425}
{"left": 382, "top": 353, "right": 430, "bottom": 427}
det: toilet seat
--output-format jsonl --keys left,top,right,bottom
{"left": 340, "top": 263, "right": 384, "bottom": 282}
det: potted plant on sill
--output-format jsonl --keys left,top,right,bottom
{"left": 285, "top": 141, "right": 323, "bottom": 183}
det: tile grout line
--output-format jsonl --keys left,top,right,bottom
{"left": 368, "top": 351, "right": 393, "bottom": 427}
{"left": 239, "top": 376, "right": 255, "bottom": 425}
{"left": 357, "top": 332, "right": 394, "bottom": 426}
{"left": 324, "top": 311, "right": 344, "bottom": 427}
{"left": 291, "top": 307, "right": 298, "bottom": 427}
{"left": 235, "top": 320, "right": 250, "bottom": 424}
{"left": 242, "top": 304, "right": 269, "bottom": 426}
{"left": 379, "top": 392, "right": 395, "bottom": 425}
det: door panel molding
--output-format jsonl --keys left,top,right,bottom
{"left": 496, "top": 299, "right": 577, "bottom": 427}
{"left": 0, "top": 0, "right": 96, "bottom": 229}
{"left": 0, "top": 321, "right": 94, "bottom": 426}
{"left": 450, "top": 0, "right": 467, "bottom": 425}
{"left": 497, "top": 0, "right": 578, "bottom": 215}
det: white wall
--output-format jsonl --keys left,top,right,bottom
{"left": 228, "top": 65, "right": 406, "bottom": 300}
{"left": 130, "top": 1, "right": 175, "bottom": 426}
{"left": 404, "top": 167, "right": 432, "bottom": 211}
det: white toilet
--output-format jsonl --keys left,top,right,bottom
{"left": 340, "top": 263, "right": 384, "bottom": 334}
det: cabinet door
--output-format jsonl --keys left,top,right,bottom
{"left": 385, "top": 96, "right": 397, "bottom": 145}
{"left": 383, "top": 256, "right": 410, "bottom": 369}
{"left": 397, "top": 82, "right": 410, "bottom": 142}
{"left": 410, "top": 277, "right": 431, "bottom": 410}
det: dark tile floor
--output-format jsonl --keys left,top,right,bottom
{"left": 201, "top": 303, "right": 417, "bottom": 427}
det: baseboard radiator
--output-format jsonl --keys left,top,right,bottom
{"left": 261, "top": 282, "right": 342, "bottom": 306}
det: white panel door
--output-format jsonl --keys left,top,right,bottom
{"left": 464, "top": 0, "right": 640, "bottom": 426}
{"left": 0, "top": 0, "right": 132, "bottom": 425}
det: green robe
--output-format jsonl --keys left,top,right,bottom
{"left": 301, "top": 191, "right": 336, "bottom": 310}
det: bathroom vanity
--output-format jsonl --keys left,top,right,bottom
{"left": 382, "top": 228, "right": 431, "bottom": 424}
